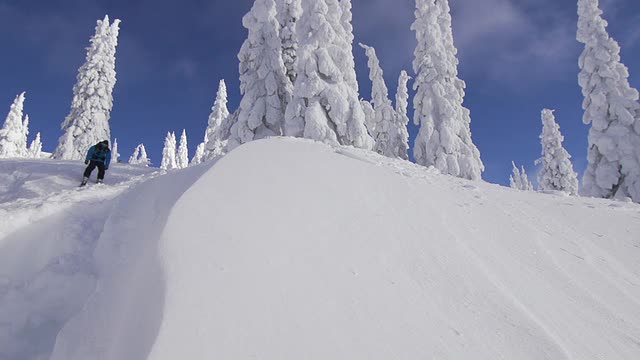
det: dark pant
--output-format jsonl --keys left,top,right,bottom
{"left": 84, "top": 161, "right": 106, "bottom": 180}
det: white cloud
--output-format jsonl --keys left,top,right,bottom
{"left": 172, "top": 58, "right": 199, "bottom": 80}
{"left": 352, "top": 0, "right": 580, "bottom": 90}
{"left": 450, "top": 0, "right": 578, "bottom": 86}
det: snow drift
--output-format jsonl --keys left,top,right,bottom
{"left": 0, "top": 160, "right": 155, "bottom": 360}
{"left": 1, "top": 138, "right": 639, "bottom": 360}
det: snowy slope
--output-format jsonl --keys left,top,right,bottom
{"left": 0, "top": 160, "right": 157, "bottom": 360}
{"left": 2, "top": 138, "right": 640, "bottom": 360}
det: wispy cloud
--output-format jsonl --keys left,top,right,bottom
{"left": 353, "top": 0, "right": 579, "bottom": 90}
{"left": 172, "top": 58, "right": 199, "bottom": 81}
{"left": 599, "top": 0, "right": 640, "bottom": 51}
{"left": 451, "top": 0, "right": 578, "bottom": 87}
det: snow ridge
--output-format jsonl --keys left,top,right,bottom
{"left": 12, "top": 138, "right": 633, "bottom": 360}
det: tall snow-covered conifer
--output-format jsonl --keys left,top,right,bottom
{"left": 112, "top": 138, "right": 119, "bottom": 163}
{"left": 0, "top": 92, "right": 28, "bottom": 158}
{"left": 536, "top": 109, "right": 579, "bottom": 195}
{"left": 411, "top": 0, "right": 483, "bottom": 180}
{"left": 129, "top": 145, "right": 141, "bottom": 165}
{"left": 276, "top": 0, "right": 302, "bottom": 85}
{"left": 54, "top": 16, "right": 121, "bottom": 160}
{"left": 360, "top": 43, "right": 409, "bottom": 159}
{"left": 130, "top": 144, "right": 150, "bottom": 167}
{"left": 338, "top": 0, "right": 359, "bottom": 93}
{"left": 177, "top": 129, "right": 189, "bottom": 169}
{"left": 138, "top": 144, "right": 150, "bottom": 167}
{"left": 21, "top": 114, "right": 30, "bottom": 157}
{"left": 361, "top": 100, "right": 375, "bottom": 134}
{"left": 161, "top": 132, "right": 178, "bottom": 170}
{"left": 285, "top": 0, "right": 373, "bottom": 149}
{"left": 510, "top": 161, "right": 534, "bottom": 191}
{"left": 28, "top": 132, "right": 43, "bottom": 159}
{"left": 396, "top": 70, "right": 411, "bottom": 158}
{"left": 204, "top": 80, "right": 232, "bottom": 159}
{"left": 229, "top": 0, "right": 291, "bottom": 148}
{"left": 191, "top": 142, "right": 206, "bottom": 165}
{"left": 578, "top": 0, "right": 640, "bottom": 202}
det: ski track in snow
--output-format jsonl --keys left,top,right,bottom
{"left": 1, "top": 138, "right": 640, "bottom": 360}
{"left": 0, "top": 160, "right": 158, "bottom": 360}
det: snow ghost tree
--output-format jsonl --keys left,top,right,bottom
{"left": 29, "top": 132, "right": 43, "bottom": 159}
{"left": 129, "top": 145, "right": 141, "bottom": 165}
{"left": 0, "top": 92, "right": 28, "bottom": 158}
{"left": 338, "top": 0, "right": 359, "bottom": 93}
{"left": 229, "top": 0, "right": 291, "bottom": 149}
{"left": 112, "top": 138, "right": 119, "bottom": 163}
{"left": 138, "top": 144, "right": 151, "bottom": 167}
{"left": 411, "top": 0, "right": 484, "bottom": 180}
{"left": 578, "top": 0, "right": 640, "bottom": 202}
{"left": 396, "top": 70, "right": 411, "bottom": 156}
{"left": 360, "top": 43, "right": 391, "bottom": 154}
{"left": 129, "top": 144, "right": 150, "bottom": 167}
{"left": 361, "top": 100, "right": 375, "bottom": 134}
{"left": 161, "top": 132, "right": 178, "bottom": 170}
{"left": 204, "top": 80, "right": 232, "bottom": 159}
{"left": 510, "top": 161, "right": 534, "bottom": 191}
{"left": 276, "top": 0, "right": 302, "bottom": 85}
{"left": 536, "top": 109, "right": 579, "bottom": 195}
{"left": 21, "top": 114, "right": 30, "bottom": 157}
{"left": 54, "top": 15, "right": 121, "bottom": 160}
{"left": 284, "top": 0, "right": 373, "bottom": 149}
{"left": 177, "top": 129, "right": 189, "bottom": 169}
{"left": 191, "top": 142, "right": 206, "bottom": 165}
{"left": 360, "top": 43, "right": 409, "bottom": 160}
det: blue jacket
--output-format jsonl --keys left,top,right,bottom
{"left": 86, "top": 145, "right": 112, "bottom": 168}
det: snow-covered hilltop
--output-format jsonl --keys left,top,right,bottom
{"left": 1, "top": 0, "right": 640, "bottom": 358}
{"left": 1, "top": 138, "right": 639, "bottom": 360}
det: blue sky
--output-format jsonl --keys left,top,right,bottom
{"left": 1, "top": 0, "right": 639, "bottom": 185}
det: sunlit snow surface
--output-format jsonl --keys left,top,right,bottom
{"left": 1, "top": 138, "right": 640, "bottom": 360}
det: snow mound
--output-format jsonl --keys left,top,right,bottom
{"left": 4, "top": 138, "right": 640, "bottom": 360}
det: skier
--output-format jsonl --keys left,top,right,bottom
{"left": 81, "top": 140, "right": 111, "bottom": 186}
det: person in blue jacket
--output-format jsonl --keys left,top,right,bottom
{"left": 81, "top": 140, "right": 111, "bottom": 186}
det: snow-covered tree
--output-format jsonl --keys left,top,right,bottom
{"left": 0, "top": 92, "right": 28, "bottom": 158}
{"left": 338, "top": 0, "right": 359, "bottom": 93}
{"left": 129, "top": 144, "right": 150, "bottom": 167}
{"left": 535, "top": 109, "right": 579, "bottom": 195}
{"left": 360, "top": 43, "right": 409, "bottom": 160}
{"left": 411, "top": 0, "right": 484, "bottom": 180}
{"left": 229, "top": 0, "right": 291, "bottom": 148}
{"left": 578, "top": 0, "right": 640, "bottom": 202}
{"left": 191, "top": 142, "right": 206, "bottom": 165}
{"left": 361, "top": 100, "right": 375, "bottom": 134}
{"left": 28, "top": 132, "right": 43, "bottom": 159}
{"left": 21, "top": 114, "right": 30, "bottom": 157}
{"left": 177, "top": 129, "right": 189, "bottom": 169}
{"left": 284, "top": 0, "right": 373, "bottom": 149}
{"left": 138, "top": 144, "right": 150, "bottom": 167}
{"left": 129, "top": 145, "right": 140, "bottom": 165}
{"left": 204, "top": 80, "right": 232, "bottom": 159}
{"left": 396, "top": 70, "right": 411, "bottom": 155}
{"left": 276, "top": 0, "right": 302, "bottom": 85}
{"left": 160, "top": 132, "right": 178, "bottom": 170}
{"left": 54, "top": 15, "right": 121, "bottom": 160}
{"left": 510, "top": 161, "right": 534, "bottom": 191}
{"left": 112, "top": 138, "right": 119, "bottom": 163}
